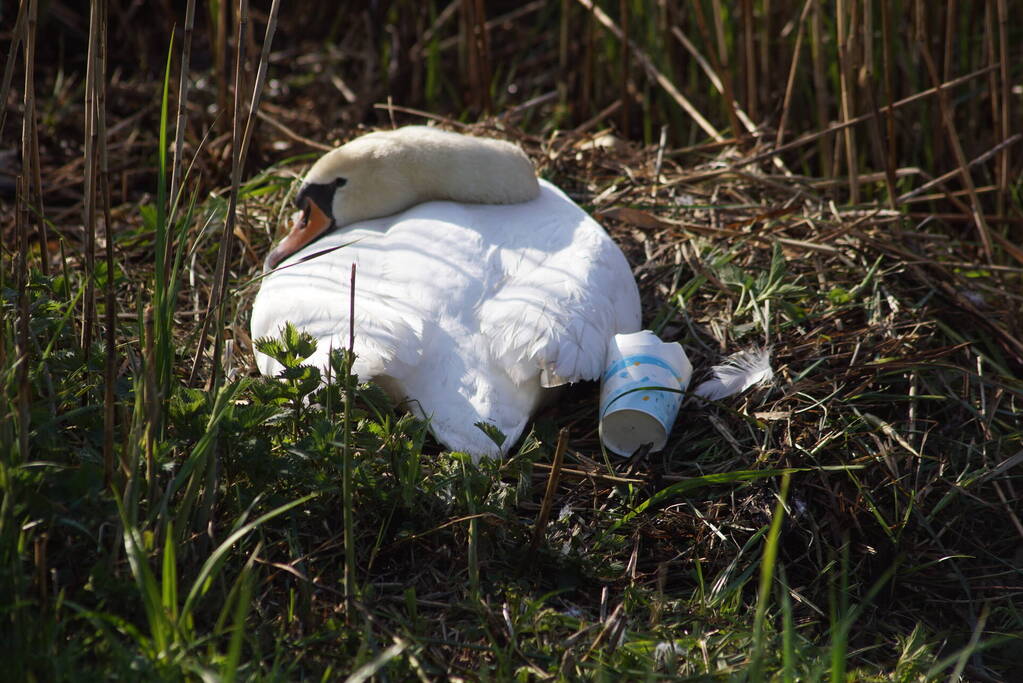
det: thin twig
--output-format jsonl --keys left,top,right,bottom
{"left": 897, "top": 134, "right": 1022, "bottom": 203}
{"left": 342, "top": 263, "right": 356, "bottom": 615}
{"left": 256, "top": 109, "right": 334, "bottom": 151}
{"left": 575, "top": 0, "right": 723, "bottom": 141}
{"left": 169, "top": 0, "right": 196, "bottom": 228}
{"left": 192, "top": 0, "right": 249, "bottom": 388}
{"left": 96, "top": 0, "right": 116, "bottom": 488}
{"left": 670, "top": 26, "right": 756, "bottom": 135}
{"left": 995, "top": 0, "right": 1010, "bottom": 215}
{"left": 693, "top": 65, "right": 998, "bottom": 182}
{"left": 82, "top": 0, "right": 99, "bottom": 354}
{"left": 0, "top": 0, "right": 27, "bottom": 142}
{"left": 22, "top": 0, "right": 46, "bottom": 275}
{"left": 238, "top": 0, "right": 281, "bottom": 175}
{"left": 16, "top": 175, "right": 30, "bottom": 462}
{"left": 836, "top": 0, "right": 859, "bottom": 203}
{"left": 697, "top": 0, "right": 742, "bottom": 143}
{"left": 530, "top": 427, "right": 569, "bottom": 553}
{"left": 776, "top": 0, "right": 814, "bottom": 149}
{"left": 879, "top": 0, "right": 899, "bottom": 209}
{"left": 917, "top": 33, "right": 993, "bottom": 260}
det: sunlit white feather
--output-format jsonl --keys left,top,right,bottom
{"left": 691, "top": 347, "right": 774, "bottom": 401}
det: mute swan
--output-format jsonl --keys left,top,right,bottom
{"left": 251, "top": 126, "right": 641, "bottom": 458}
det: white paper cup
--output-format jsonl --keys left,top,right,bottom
{"left": 599, "top": 331, "right": 692, "bottom": 456}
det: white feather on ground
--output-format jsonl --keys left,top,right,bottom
{"left": 692, "top": 347, "right": 774, "bottom": 401}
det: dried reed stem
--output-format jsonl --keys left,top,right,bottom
{"left": 558, "top": 0, "right": 570, "bottom": 111}
{"left": 581, "top": 0, "right": 594, "bottom": 117}
{"left": 776, "top": 0, "right": 813, "bottom": 149}
{"left": 897, "top": 134, "right": 1022, "bottom": 204}
{"left": 15, "top": 175, "right": 30, "bottom": 462}
{"left": 256, "top": 109, "right": 333, "bottom": 151}
{"left": 879, "top": 0, "right": 899, "bottom": 208}
{"left": 916, "top": 32, "right": 994, "bottom": 260}
{"left": 618, "top": 0, "right": 630, "bottom": 134}
{"left": 943, "top": 1, "right": 956, "bottom": 81}
{"left": 342, "top": 263, "right": 357, "bottom": 614}
{"left": 143, "top": 303, "right": 157, "bottom": 493}
{"left": 995, "top": 0, "right": 1009, "bottom": 217}
{"left": 530, "top": 427, "right": 569, "bottom": 553}
{"left": 741, "top": 0, "right": 756, "bottom": 122}
{"left": 695, "top": 0, "right": 742, "bottom": 142}
{"left": 857, "top": 2, "right": 898, "bottom": 211}
{"left": 984, "top": 4, "right": 999, "bottom": 181}
{"left": 192, "top": 0, "right": 278, "bottom": 387}
{"left": 0, "top": 0, "right": 27, "bottom": 141}
{"left": 215, "top": 0, "right": 230, "bottom": 117}
{"left": 862, "top": 86, "right": 897, "bottom": 210}
{"left": 81, "top": 0, "right": 100, "bottom": 354}
{"left": 809, "top": 1, "right": 832, "bottom": 175}
{"left": 169, "top": 0, "right": 196, "bottom": 236}
{"left": 461, "top": 0, "right": 492, "bottom": 114}
{"left": 670, "top": 27, "right": 755, "bottom": 134}
{"left": 95, "top": 0, "right": 116, "bottom": 488}
{"left": 238, "top": 0, "right": 281, "bottom": 174}
{"left": 209, "top": 0, "right": 249, "bottom": 389}
{"left": 22, "top": 0, "right": 46, "bottom": 276}
{"left": 576, "top": 0, "right": 722, "bottom": 141}
{"left": 729, "top": 65, "right": 999, "bottom": 177}
{"left": 836, "top": 0, "right": 859, "bottom": 202}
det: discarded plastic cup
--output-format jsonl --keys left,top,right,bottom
{"left": 599, "top": 330, "right": 692, "bottom": 456}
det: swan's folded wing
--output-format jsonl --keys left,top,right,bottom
{"left": 481, "top": 216, "right": 641, "bottom": 387}
{"left": 250, "top": 261, "right": 424, "bottom": 380}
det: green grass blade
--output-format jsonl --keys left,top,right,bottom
{"left": 180, "top": 493, "right": 316, "bottom": 621}
{"left": 161, "top": 520, "right": 179, "bottom": 635}
{"left": 603, "top": 468, "right": 804, "bottom": 539}
{"left": 751, "top": 471, "right": 791, "bottom": 679}
{"left": 220, "top": 542, "right": 260, "bottom": 683}
{"left": 115, "top": 497, "right": 169, "bottom": 654}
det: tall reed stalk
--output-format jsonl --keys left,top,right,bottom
{"left": 95, "top": 0, "right": 117, "bottom": 487}
{"left": 21, "top": 0, "right": 46, "bottom": 276}
{"left": 81, "top": 0, "right": 99, "bottom": 355}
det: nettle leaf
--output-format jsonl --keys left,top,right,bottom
{"left": 283, "top": 322, "right": 317, "bottom": 360}
{"left": 231, "top": 402, "right": 284, "bottom": 431}
{"left": 474, "top": 421, "right": 507, "bottom": 449}
{"left": 356, "top": 381, "right": 395, "bottom": 418}
{"left": 255, "top": 322, "right": 318, "bottom": 369}
{"left": 249, "top": 376, "right": 294, "bottom": 405}
{"left": 327, "top": 347, "right": 357, "bottom": 381}
{"left": 168, "top": 387, "right": 211, "bottom": 437}
{"left": 279, "top": 364, "right": 321, "bottom": 397}
{"left": 254, "top": 336, "right": 286, "bottom": 360}
{"left": 170, "top": 387, "right": 208, "bottom": 420}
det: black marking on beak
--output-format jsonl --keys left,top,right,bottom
{"left": 295, "top": 177, "right": 346, "bottom": 225}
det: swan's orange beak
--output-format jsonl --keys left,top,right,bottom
{"left": 264, "top": 199, "right": 333, "bottom": 272}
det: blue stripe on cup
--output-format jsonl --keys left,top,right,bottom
{"left": 602, "top": 354, "right": 680, "bottom": 383}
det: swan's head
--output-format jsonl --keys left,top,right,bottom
{"left": 264, "top": 126, "right": 540, "bottom": 271}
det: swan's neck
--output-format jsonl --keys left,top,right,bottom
{"left": 396, "top": 127, "right": 541, "bottom": 207}
{"left": 312, "top": 127, "right": 541, "bottom": 229}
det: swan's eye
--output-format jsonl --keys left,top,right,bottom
{"left": 294, "top": 178, "right": 343, "bottom": 227}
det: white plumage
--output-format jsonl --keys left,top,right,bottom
{"left": 251, "top": 127, "right": 641, "bottom": 459}
{"left": 692, "top": 347, "right": 774, "bottom": 401}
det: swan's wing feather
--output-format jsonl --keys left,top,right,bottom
{"left": 481, "top": 204, "right": 641, "bottom": 386}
